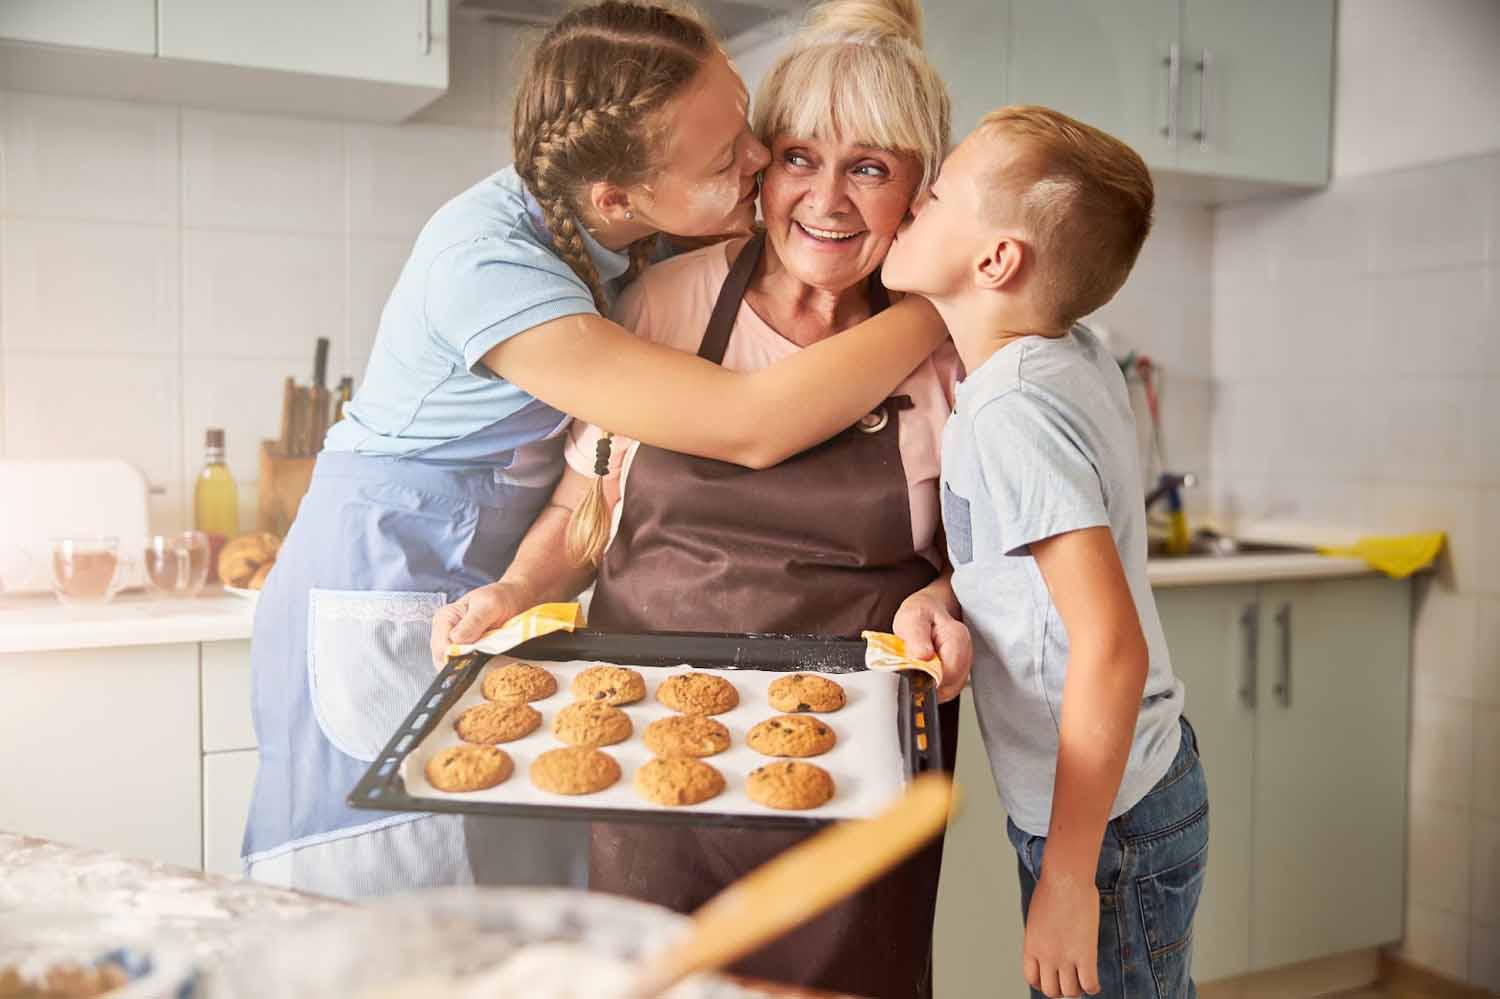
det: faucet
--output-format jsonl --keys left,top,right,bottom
{"left": 1145, "top": 472, "right": 1196, "bottom": 555}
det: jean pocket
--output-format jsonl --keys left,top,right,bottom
{"left": 307, "top": 588, "right": 446, "bottom": 762}
{"left": 1136, "top": 837, "right": 1208, "bottom": 997}
{"left": 942, "top": 482, "right": 974, "bottom": 565}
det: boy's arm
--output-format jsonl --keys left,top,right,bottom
{"left": 1025, "top": 525, "right": 1150, "bottom": 998}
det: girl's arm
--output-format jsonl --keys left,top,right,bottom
{"left": 481, "top": 296, "right": 946, "bottom": 470}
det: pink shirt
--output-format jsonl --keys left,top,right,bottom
{"left": 564, "top": 239, "right": 960, "bottom": 563}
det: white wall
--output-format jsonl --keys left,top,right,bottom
{"left": 1333, "top": 0, "right": 1500, "bottom": 177}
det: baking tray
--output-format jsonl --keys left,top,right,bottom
{"left": 349, "top": 629, "right": 943, "bottom": 831}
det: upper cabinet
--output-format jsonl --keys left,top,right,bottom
{"left": 0, "top": 0, "right": 449, "bottom": 122}
{"left": 929, "top": 0, "right": 1336, "bottom": 195}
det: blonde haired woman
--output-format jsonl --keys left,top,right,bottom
{"left": 244, "top": 0, "right": 947, "bottom": 898}
{"left": 440, "top": 1, "right": 963, "bottom": 993}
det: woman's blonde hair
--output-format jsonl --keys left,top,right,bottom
{"left": 752, "top": 0, "right": 950, "bottom": 190}
{"left": 511, "top": 1, "right": 716, "bottom": 566}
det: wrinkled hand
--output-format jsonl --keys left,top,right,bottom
{"left": 892, "top": 591, "right": 972, "bottom": 702}
{"left": 1024, "top": 872, "right": 1101, "bottom": 997}
{"left": 429, "top": 581, "right": 533, "bottom": 669}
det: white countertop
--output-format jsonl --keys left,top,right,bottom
{"left": 1146, "top": 552, "right": 1374, "bottom": 587}
{"left": 0, "top": 588, "right": 256, "bottom": 654}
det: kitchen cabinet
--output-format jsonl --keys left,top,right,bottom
{"left": 926, "top": 0, "right": 1334, "bottom": 192}
{"left": 0, "top": 0, "right": 448, "bottom": 123}
{"left": 0, "top": 0, "right": 155, "bottom": 55}
{"left": 203, "top": 749, "right": 258, "bottom": 878}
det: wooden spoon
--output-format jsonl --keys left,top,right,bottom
{"left": 631, "top": 773, "right": 957, "bottom": 997}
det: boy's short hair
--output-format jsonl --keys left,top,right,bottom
{"left": 977, "top": 105, "right": 1154, "bottom": 325}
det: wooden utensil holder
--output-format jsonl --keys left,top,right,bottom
{"left": 258, "top": 440, "right": 316, "bottom": 537}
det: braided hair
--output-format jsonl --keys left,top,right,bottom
{"left": 512, "top": 1, "right": 714, "bottom": 566}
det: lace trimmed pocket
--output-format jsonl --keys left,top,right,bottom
{"left": 307, "top": 588, "right": 446, "bottom": 763}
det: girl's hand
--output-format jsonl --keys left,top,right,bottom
{"left": 429, "top": 581, "right": 534, "bottom": 669}
{"left": 1024, "top": 871, "right": 1102, "bottom": 997}
{"left": 892, "top": 589, "right": 972, "bottom": 702}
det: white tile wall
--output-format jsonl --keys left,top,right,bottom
{"left": 181, "top": 109, "right": 345, "bottom": 233}
{"left": 1408, "top": 693, "right": 1474, "bottom": 811}
{"left": 347, "top": 122, "right": 495, "bottom": 240}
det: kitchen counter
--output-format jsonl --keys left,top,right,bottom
{"left": 0, "top": 589, "right": 256, "bottom": 654}
{"left": 1146, "top": 552, "right": 1374, "bottom": 588}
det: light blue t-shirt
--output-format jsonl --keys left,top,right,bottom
{"left": 325, "top": 166, "right": 630, "bottom": 460}
{"left": 940, "top": 324, "right": 1184, "bottom": 836}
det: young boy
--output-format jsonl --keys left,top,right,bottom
{"left": 882, "top": 106, "right": 1208, "bottom": 999}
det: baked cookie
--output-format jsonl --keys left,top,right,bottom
{"left": 746, "top": 715, "right": 837, "bottom": 757}
{"left": 552, "top": 701, "right": 633, "bottom": 747}
{"left": 656, "top": 672, "right": 740, "bottom": 716}
{"left": 747, "top": 760, "right": 836, "bottom": 810}
{"left": 454, "top": 701, "right": 541, "bottom": 744}
{"left": 634, "top": 757, "right": 726, "bottom": 806}
{"left": 425, "top": 744, "right": 513, "bottom": 792}
{"left": 481, "top": 662, "right": 558, "bottom": 704}
{"left": 768, "top": 673, "right": 847, "bottom": 713}
{"left": 642, "top": 715, "right": 732, "bottom": 759}
{"left": 530, "top": 747, "right": 621, "bottom": 795}
{"left": 571, "top": 665, "right": 646, "bottom": 706}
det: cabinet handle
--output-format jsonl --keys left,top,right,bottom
{"left": 1161, "top": 43, "right": 1181, "bottom": 147}
{"left": 1238, "top": 603, "right": 1258, "bottom": 709}
{"left": 1273, "top": 602, "right": 1292, "bottom": 708}
{"left": 1192, "top": 49, "right": 1213, "bottom": 146}
{"left": 418, "top": 0, "right": 432, "bottom": 56}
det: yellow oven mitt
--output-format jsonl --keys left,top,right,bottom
{"left": 862, "top": 630, "right": 944, "bottom": 686}
{"left": 446, "top": 602, "right": 583, "bottom": 661}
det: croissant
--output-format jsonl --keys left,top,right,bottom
{"left": 219, "top": 532, "right": 281, "bottom": 589}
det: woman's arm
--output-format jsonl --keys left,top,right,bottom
{"left": 429, "top": 470, "right": 599, "bottom": 666}
{"left": 481, "top": 296, "right": 946, "bottom": 469}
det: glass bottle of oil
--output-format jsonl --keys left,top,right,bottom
{"left": 195, "top": 428, "right": 239, "bottom": 578}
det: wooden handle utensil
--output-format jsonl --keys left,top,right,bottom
{"left": 631, "top": 773, "right": 957, "bottom": 997}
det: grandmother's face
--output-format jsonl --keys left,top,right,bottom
{"left": 759, "top": 133, "right": 922, "bottom": 293}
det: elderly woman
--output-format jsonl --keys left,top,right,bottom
{"left": 435, "top": 0, "right": 961, "bottom": 993}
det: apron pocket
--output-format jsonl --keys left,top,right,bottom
{"left": 307, "top": 588, "right": 446, "bottom": 763}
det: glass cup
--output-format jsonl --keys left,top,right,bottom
{"left": 51, "top": 537, "right": 123, "bottom": 605}
{"left": 143, "top": 531, "right": 211, "bottom": 599}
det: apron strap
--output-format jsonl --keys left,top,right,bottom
{"left": 698, "top": 231, "right": 767, "bottom": 365}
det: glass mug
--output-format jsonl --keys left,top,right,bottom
{"left": 144, "top": 531, "right": 211, "bottom": 599}
{"left": 51, "top": 537, "right": 124, "bottom": 605}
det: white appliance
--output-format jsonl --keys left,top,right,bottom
{"left": 0, "top": 460, "right": 151, "bottom": 594}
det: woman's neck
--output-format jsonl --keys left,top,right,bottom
{"left": 745, "top": 243, "right": 872, "bottom": 349}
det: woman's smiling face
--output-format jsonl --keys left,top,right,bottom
{"left": 759, "top": 133, "right": 922, "bottom": 293}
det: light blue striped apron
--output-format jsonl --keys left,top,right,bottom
{"left": 241, "top": 399, "right": 586, "bottom": 898}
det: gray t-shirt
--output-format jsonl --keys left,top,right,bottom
{"left": 940, "top": 325, "right": 1184, "bottom": 836}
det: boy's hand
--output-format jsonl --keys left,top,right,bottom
{"left": 429, "top": 580, "right": 533, "bottom": 669}
{"left": 1023, "top": 871, "right": 1102, "bottom": 997}
{"left": 892, "top": 590, "right": 972, "bottom": 701}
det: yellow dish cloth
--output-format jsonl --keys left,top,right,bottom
{"left": 445, "top": 602, "right": 583, "bottom": 661}
{"left": 862, "top": 630, "right": 944, "bottom": 685}
{"left": 1317, "top": 532, "right": 1445, "bottom": 579}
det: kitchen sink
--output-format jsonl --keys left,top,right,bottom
{"left": 1147, "top": 534, "right": 1314, "bottom": 559}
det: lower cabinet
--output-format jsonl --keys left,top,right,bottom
{"left": 203, "top": 749, "right": 258, "bottom": 878}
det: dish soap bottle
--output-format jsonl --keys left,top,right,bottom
{"left": 195, "top": 428, "right": 239, "bottom": 580}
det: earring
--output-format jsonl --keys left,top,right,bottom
{"left": 624, "top": 210, "right": 634, "bottom": 220}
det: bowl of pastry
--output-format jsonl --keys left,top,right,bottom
{"left": 217, "top": 532, "right": 280, "bottom": 596}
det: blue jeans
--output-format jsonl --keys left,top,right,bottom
{"left": 1007, "top": 717, "right": 1209, "bottom": 999}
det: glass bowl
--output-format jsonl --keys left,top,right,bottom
{"left": 144, "top": 531, "right": 211, "bottom": 599}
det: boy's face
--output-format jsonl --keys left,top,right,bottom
{"left": 882, "top": 132, "right": 1006, "bottom": 299}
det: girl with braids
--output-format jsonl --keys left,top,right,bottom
{"left": 243, "top": 0, "right": 946, "bottom": 898}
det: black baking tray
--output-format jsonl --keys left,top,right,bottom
{"left": 348, "top": 629, "right": 943, "bottom": 830}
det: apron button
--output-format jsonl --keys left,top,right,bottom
{"left": 858, "top": 408, "right": 889, "bottom": 434}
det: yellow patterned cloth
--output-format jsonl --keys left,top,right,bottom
{"left": 1317, "top": 532, "right": 1445, "bottom": 580}
{"left": 445, "top": 602, "right": 583, "bottom": 660}
{"left": 861, "top": 630, "right": 944, "bottom": 684}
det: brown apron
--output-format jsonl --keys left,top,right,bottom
{"left": 588, "top": 233, "right": 961, "bottom": 999}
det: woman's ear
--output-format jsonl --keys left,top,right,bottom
{"left": 586, "top": 180, "right": 634, "bottom": 225}
{"left": 974, "top": 236, "right": 1025, "bottom": 291}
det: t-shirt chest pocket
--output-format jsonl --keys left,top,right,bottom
{"left": 942, "top": 481, "right": 974, "bottom": 565}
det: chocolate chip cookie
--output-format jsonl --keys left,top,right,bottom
{"left": 746, "top": 714, "right": 837, "bottom": 757}
{"left": 747, "top": 760, "right": 835, "bottom": 810}
{"left": 552, "top": 700, "right": 633, "bottom": 747}
{"left": 454, "top": 701, "right": 541, "bottom": 744}
{"left": 425, "top": 744, "right": 513, "bottom": 792}
{"left": 634, "top": 757, "right": 726, "bottom": 806}
{"left": 481, "top": 662, "right": 558, "bottom": 704}
{"left": 571, "top": 665, "right": 646, "bottom": 706}
{"left": 656, "top": 672, "right": 740, "bottom": 716}
{"left": 642, "top": 715, "right": 732, "bottom": 759}
{"left": 530, "top": 747, "right": 621, "bottom": 795}
{"left": 768, "top": 673, "right": 847, "bottom": 713}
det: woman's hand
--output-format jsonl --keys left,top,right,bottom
{"left": 429, "top": 580, "right": 535, "bottom": 668}
{"left": 892, "top": 584, "right": 972, "bottom": 702}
